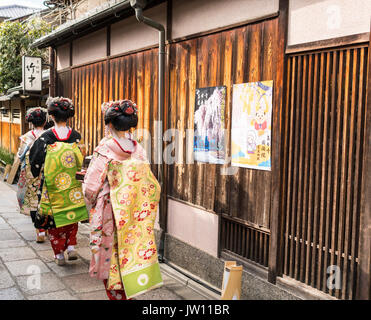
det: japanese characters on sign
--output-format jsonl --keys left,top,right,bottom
{"left": 22, "top": 56, "right": 42, "bottom": 92}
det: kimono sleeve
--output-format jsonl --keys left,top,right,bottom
{"left": 77, "top": 137, "right": 87, "bottom": 158}
{"left": 29, "top": 137, "right": 46, "bottom": 178}
{"left": 135, "top": 142, "right": 149, "bottom": 162}
{"left": 17, "top": 141, "right": 29, "bottom": 162}
{"left": 83, "top": 152, "right": 109, "bottom": 208}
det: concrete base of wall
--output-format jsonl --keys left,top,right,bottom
{"left": 155, "top": 231, "right": 334, "bottom": 300}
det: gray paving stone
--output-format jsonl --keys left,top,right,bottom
{"left": 19, "top": 230, "right": 38, "bottom": 241}
{"left": 27, "top": 289, "right": 77, "bottom": 300}
{"left": 6, "top": 217, "right": 31, "bottom": 225}
{"left": 63, "top": 273, "right": 104, "bottom": 293}
{"left": 77, "top": 246, "right": 91, "bottom": 262}
{"left": 0, "top": 247, "right": 36, "bottom": 262}
{"left": 28, "top": 240, "right": 52, "bottom": 251}
{"left": 0, "top": 263, "right": 15, "bottom": 289}
{"left": 0, "top": 224, "right": 11, "bottom": 230}
{"left": 0, "top": 204, "right": 18, "bottom": 211}
{"left": 76, "top": 234, "right": 90, "bottom": 247}
{"left": 77, "top": 222, "right": 91, "bottom": 233}
{"left": 36, "top": 250, "right": 55, "bottom": 263}
{"left": 78, "top": 290, "right": 108, "bottom": 300}
{"left": 0, "top": 211, "right": 20, "bottom": 218}
{"left": 0, "top": 229, "right": 21, "bottom": 241}
{"left": 16, "top": 272, "right": 66, "bottom": 296}
{"left": 47, "top": 259, "right": 89, "bottom": 277}
{"left": 12, "top": 223, "right": 35, "bottom": 233}
{"left": 0, "top": 239, "right": 27, "bottom": 249}
{"left": 0, "top": 287, "right": 25, "bottom": 300}
{"left": 5, "top": 259, "right": 50, "bottom": 276}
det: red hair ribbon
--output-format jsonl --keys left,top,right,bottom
{"left": 125, "top": 107, "right": 134, "bottom": 115}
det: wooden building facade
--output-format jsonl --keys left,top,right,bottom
{"left": 34, "top": 0, "right": 371, "bottom": 299}
{"left": 0, "top": 81, "right": 49, "bottom": 154}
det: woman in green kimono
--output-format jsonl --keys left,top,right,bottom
{"left": 83, "top": 100, "right": 162, "bottom": 300}
{"left": 30, "top": 97, "right": 88, "bottom": 266}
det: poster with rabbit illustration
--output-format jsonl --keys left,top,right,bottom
{"left": 194, "top": 86, "right": 226, "bottom": 164}
{"left": 231, "top": 81, "right": 273, "bottom": 170}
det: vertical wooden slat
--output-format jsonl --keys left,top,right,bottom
{"left": 357, "top": 25, "right": 371, "bottom": 299}
{"left": 335, "top": 49, "right": 351, "bottom": 299}
{"left": 300, "top": 53, "right": 313, "bottom": 283}
{"left": 323, "top": 50, "right": 337, "bottom": 293}
{"left": 317, "top": 52, "right": 331, "bottom": 291}
{"left": 294, "top": 54, "right": 307, "bottom": 280}
{"left": 289, "top": 54, "right": 302, "bottom": 278}
{"left": 310, "top": 52, "right": 325, "bottom": 287}
{"left": 284, "top": 56, "right": 296, "bottom": 276}
{"left": 328, "top": 49, "right": 343, "bottom": 297}
{"left": 350, "top": 47, "right": 365, "bottom": 300}
{"left": 268, "top": 0, "right": 288, "bottom": 283}
{"left": 341, "top": 49, "right": 357, "bottom": 298}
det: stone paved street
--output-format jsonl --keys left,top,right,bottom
{"left": 0, "top": 181, "right": 217, "bottom": 300}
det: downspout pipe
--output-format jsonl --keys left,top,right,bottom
{"left": 130, "top": 2, "right": 166, "bottom": 262}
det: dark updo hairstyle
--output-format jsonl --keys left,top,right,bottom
{"left": 46, "top": 96, "right": 75, "bottom": 123}
{"left": 25, "top": 107, "right": 47, "bottom": 127}
{"left": 104, "top": 100, "right": 138, "bottom": 132}
{"left": 43, "top": 119, "right": 55, "bottom": 130}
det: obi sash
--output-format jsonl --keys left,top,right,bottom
{"left": 40, "top": 141, "right": 88, "bottom": 228}
{"left": 106, "top": 158, "right": 163, "bottom": 299}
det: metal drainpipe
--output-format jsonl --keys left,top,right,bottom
{"left": 131, "top": 4, "right": 166, "bottom": 262}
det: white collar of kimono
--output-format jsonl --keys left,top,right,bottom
{"left": 110, "top": 130, "right": 135, "bottom": 153}
{"left": 53, "top": 124, "right": 71, "bottom": 140}
{"left": 33, "top": 128, "right": 44, "bottom": 137}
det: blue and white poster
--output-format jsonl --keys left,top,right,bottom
{"left": 194, "top": 86, "right": 226, "bottom": 164}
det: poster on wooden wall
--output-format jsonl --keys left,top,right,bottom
{"left": 231, "top": 81, "right": 273, "bottom": 171}
{"left": 194, "top": 86, "right": 226, "bottom": 164}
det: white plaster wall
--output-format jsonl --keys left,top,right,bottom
{"left": 74, "top": 0, "right": 108, "bottom": 19}
{"left": 110, "top": 3, "right": 167, "bottom": 56}
{"left": 56, "top": 43, "right": 70, "bottom": 70}
{"left": 288, "top": 0, "right": 371, "bottom": 46}
{"left": 72, "top": 29, "right": 107, "bottom": 66}
{"left": 167, "top": 199, "right": 219, "bottom": 257}
{"left": 171, "top": 0, "right": 279, "bottom": 39}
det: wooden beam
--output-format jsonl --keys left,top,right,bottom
{"left": 268, "top": 0, "right": 289, "bottom": 284}
{"left": 356, "top": 19, "right": 371, "bottom": 300}
{"left": 106, "top": 25, "right": 111, "bottom": 57}
{"left": 166, "top": 0, "right": 172, "bottom": 41}
{"left": 159, "top": 0, "right": 172, "bottom": 233}
{"left": 49, "top": 47, "right": 56, "bottom": 97}
{"left": 286, "top": 32, "right": 369, "bottom": 54}
{"left": 69, "top": 41, "right": 73, "bottom": 67}
{"left": 20, "top": 99, "right": 26, "bottom": 135}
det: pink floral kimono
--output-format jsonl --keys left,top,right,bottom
{"left": 83, "top": 134, "right": 162, "bottom": 299}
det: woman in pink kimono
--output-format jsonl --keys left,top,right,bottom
{"left": 83, "top": 100, "right": 162, "bottom": 300}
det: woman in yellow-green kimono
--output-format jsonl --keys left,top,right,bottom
{"left": 29, "top": 97, "right": 88, "bottom": 266}
{"left": 83, "top": 100, "right": 162, "bottom": 300}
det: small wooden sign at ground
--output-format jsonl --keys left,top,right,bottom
{"left": 1, "top": 164, "right": 12, "bottom": 182}
{"left": 6, "top": 157, "right": 20, "bottom": 184}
